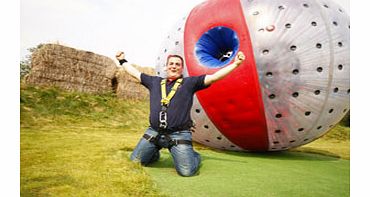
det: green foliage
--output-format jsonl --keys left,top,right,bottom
{"left": 20, "top": 44, "right": 44, "bottom": 79}
{"left": 20, "top": 61, "right": 31, "bottom": 79}
{"left": 340, "top": 111, "right": 350, "bottom": 127}
{"left": 20, "top": 84, "right": 150, "bottom": 130}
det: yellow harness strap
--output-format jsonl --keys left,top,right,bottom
{"left": 161, "top": 78, "right": 183, "bottom": 106}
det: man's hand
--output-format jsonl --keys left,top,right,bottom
{"left": 116, "top": 51, "right": 125, "bottom": 61}
{"left": 204, "top": 51, "right": 246, "bottom": 86}
{"left": 234, "top": 51, "right": 245, "bottom": 66}
{"left": 114, "top": 51, "right": 142, "bottom": 82}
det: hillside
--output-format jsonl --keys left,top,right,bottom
{"left": 20, "top": 83, "right": 350, "bottom": 196}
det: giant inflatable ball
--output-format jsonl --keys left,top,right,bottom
{"left": 155, "top": 0, "right": 350, "bottom": 151}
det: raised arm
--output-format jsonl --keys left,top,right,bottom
{"left": 115, "top": 51, "right": 142, "bottom": 82}
{"left": 204, "top": 51, "right": 245, "bottom": 86}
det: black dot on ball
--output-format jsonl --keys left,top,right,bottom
{"left": 275, "top": 113, "right": 282, "bottom": 118}
{"left": 317, "top": 67, "right": 323, "bottom": 72}
{"left": 311, "top": 21, "right": 317, "bottom": 26}
{"left": 275, "top": 129, "right": 281, "bottom": 133}
{"left": 292, "top": 69, "right": 299, "bottom": 75}
{"left": 292, "top": 92, "right": 299, "bottom": 97}
{"left": 303, "top": 3, "right": 309, "bottom": 8}
{"left": 290, "top": 45, "right": 297, "bottom": 51}
{"left": 253, "top": 11, "right": 259, "bottom": 15}
{"left": 333, "top": 87, "right": 339, "bottom": 93}
{"left": 195, "top": 109, "right": 201, "bottom": 113}
{"left": 316, "top": 43, "right": 322, "bottom": 49}
{"left": 269, "top": 94, "right": 276, "bottom": 99}
{"left": 217, "top": 137, "right": 222, "bottom": 140}
{"left": 338, "top": 64, "right": 343, "bottom": 70}
{"left": 314, "top": 90, "right": 321, "bottom": 95}
{"left": 333, "top": 21, "right": 338, "bottom": 26}
{"left": 298, "top": 128, "right": 304, "bottom": 132}
{"left": 285, "top": 23, "right": 291, "bottom": 28}
{"left": 317, "top": 126, "right": 322, "bottom": 130}
{"left": 204, "top": 125, "right": 209, "bottom": 129}
{"left": 329, "top": 109, "right": 334, "bottom": 113}
{"left": 338, "top": 42, "right": 343, "bottom": 47}
{"left": 305, "top": 111, "right": 311, "bottom": 116}
{"left": 266, "top": 72, "right": 273, "bottom": 77}
{"left": 347, "top": 89, "right": 350, "bottom": 94}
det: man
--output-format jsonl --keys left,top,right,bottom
{"left": 115, "top": 51, "right": 245, "bottom": 176}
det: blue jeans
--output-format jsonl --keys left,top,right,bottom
{"left": 130, "top": 127, "right": 201, "bottom": 177}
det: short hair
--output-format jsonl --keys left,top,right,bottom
{"left": 166, "top": 55, "right": 184, "bottom": 67}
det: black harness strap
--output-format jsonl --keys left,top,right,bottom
{"left": 142, "top": 133, "right": 192, "bottom": 149}
{"left": 143, "top": 134, "right": 156, "bottom": 142}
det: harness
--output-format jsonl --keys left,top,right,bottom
{"left": 142, "top": 77, "right": 192, "bottom": 149}
{"left": 159, "top": 78, "right": 183, "bottom": 130}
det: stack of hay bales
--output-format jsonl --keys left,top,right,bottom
{"left": 26, "top": 44, "right": 116, "bottom": 93}
{"left": 115, "top": 64, "right": 155, "bottom": 100}
{"left": 26, "top": 43, "right": 155, "bottom": 100}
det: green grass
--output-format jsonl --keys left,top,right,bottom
{"left": 146, "top": 150, "right": 349, "bottom": 197}
{"left": 21, "top": 84, "right": 163, "bottom": 196}
{"left": 20, "top": 83, "right": 350, "bottom": 196}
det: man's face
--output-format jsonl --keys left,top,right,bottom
{"left": 166, "top": 57, "right": 183, "bottom": 79}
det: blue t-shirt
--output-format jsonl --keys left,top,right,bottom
{"left": 140, "top": 73, "right": 210, "bottom": 132}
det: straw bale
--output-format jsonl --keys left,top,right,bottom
{"left": 27, "top": 44, "right": 117, "bottom": 93}
{"left": 26, "top": 43, "right": 156, "bottom": 100}
{"left": 114, "top": 64, "right": 155, "bottom": 100}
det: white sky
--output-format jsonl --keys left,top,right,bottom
{"left": 20, "top": 0, "right": 349, "bottom": 67}
{"left": 20, "top": 0, "right": 205, "bottom": 67}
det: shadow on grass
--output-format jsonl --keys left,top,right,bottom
{"left": 290, "top": 147, "right": 342, "bottom": 159}
{"left": 22, "top": 175, "right": 77, "bottom": 196}
{"left": 141, "top": 147, "right": 340, "bottom": 171}
{"left": 209, "top": 149, "right": 340, "bottom": 161}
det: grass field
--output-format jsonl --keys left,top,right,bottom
{"left": 146, "top": 150, "right": 349, "bottom": 197}
{"left": 20, "top": 84, "right": 350, "bottom": 196}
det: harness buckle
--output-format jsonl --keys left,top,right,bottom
{"left": 159, "top": 111, "right": 168, "bottom": 129}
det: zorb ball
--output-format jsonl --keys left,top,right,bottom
{"left": 155, "top": 0, "right": 350, "bottom": 151}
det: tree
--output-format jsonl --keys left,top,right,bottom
{"left": 20, "top": 44, "right": 43, "bottom": 79}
